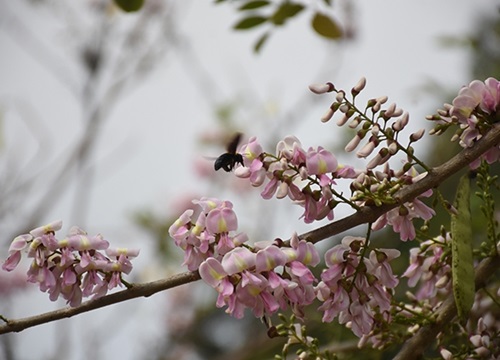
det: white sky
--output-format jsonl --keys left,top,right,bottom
{"left": 0, "top": 0, "right": 497, "bottom": 358}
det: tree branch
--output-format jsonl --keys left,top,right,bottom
{"left": 299, "top": 124, "right": 500, "bottom": 245}
{"left": 0, "top": 271, "right": 200, "bottom": 334}
{"left": 1, "top": 124, "right": 499, "bottom": 335}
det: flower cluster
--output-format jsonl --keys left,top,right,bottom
{"left": 168, "top": 198, "right": 248, "bottom": 271}
{"left": 235, "top": 135, "right": 349, "bottom": 223}
{"left": 170, "top": 198, "right": 402, "bottom": 340}
{"left": 2, "top": 220, "right": 139, "bottom": 307}
{"left": 440, "top": 317, "right": 500, "bottom": 359}
{"left": 169, "top": 198, "right": 320, "bottom": 319}
{"left": 316, "top": 236, "right": 400, "bottom": 338}
{"left": 428, "top": 77, "right": 500, "bottom": 168}
{"left": 225, "top": 79, "right": 436, "bottom": 241}
{"left": 402, "top": 234, "right": 452, "bottom": 305}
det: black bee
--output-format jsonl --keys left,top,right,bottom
{"left": 214, "top": 133, "right": 244, "bottom": 172}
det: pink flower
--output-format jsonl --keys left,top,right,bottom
{"left": 206, "top": 206, "right": 238, "bottom": 234}
{"left": 276, "top": 135, "right": 307, "bottom": 166}
{"left": 2, "top": 234, "right": 32, "bottom": 271}
{"left": 305, "top": 147, "right": 338, "bottom": 175}
{"left": 240, "top": 136, "right": 263, "bottom": 165}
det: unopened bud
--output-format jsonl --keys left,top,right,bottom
{"left": 410, "top": 128, "right": 425, "bottom": 142}
{"left": 392, "top": 108, "right": 404, "bottom": 117}
{"left": 345, "top": 134, "right": 362, "bottom": 152}
{"left": 357, "top": 140, "right": 376, "bottom": 158}
{"left": 400, "top": 112, "right": 410, "bottom": 127}
{"left": 335, "top": 90, "right": 345, "bottom": 102}
{"left": 321, "top": 108, "right": 335, "bottom": 123}
{"left": 308, "top": 82, "right": 334, "bottom": 94}
{"left": 435, "top": 275, "right": 449, "bottom": 288}
{"left": 439, "top": 348, "right": 453, "bottom": 360}
{"left": 366, "top": 98, "right": 376, "bottom": 108}
{"left": 376, "top": 95, "right": 388, "bottom": 104}
{"left": 348, "top": 117, "right": 361, "bottom": 129}
{"left": 337, "top": 114, "right": 349, "bottom": 126}
{"left": 384, "top": 103, "right": 397, "bottom": 118}
{"left": 388, "top": 141, "right": 399, "bottom": 155}
{"left": 351, "top": 77, "right": 366, "bottom": 96}
{"left": 339, "top": 104, "right": 350, "bottom": 113}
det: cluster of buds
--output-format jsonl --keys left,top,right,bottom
{"left": 2, "top": 220, "right": 139, "bottom": 307}
{"left": 316, "top": 236, "right": 400, "bottom": 338}
{"left": 428, "top": 77, "right": 500, "bottom": 168}
{"left": 309, "top": 77, "right": 427, "bottom": 171}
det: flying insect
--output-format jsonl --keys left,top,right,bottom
{"left": 214, "top": 133, "right": 244, "bottom": 172}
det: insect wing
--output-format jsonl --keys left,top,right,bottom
{"left": 226, "top": 133, "right": 242, "bottom": 154}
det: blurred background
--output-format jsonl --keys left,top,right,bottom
{"left": 0, "top": 0, "right": 498, "bottom": 359}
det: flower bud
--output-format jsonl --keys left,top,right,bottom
{"left": 384, "top": 103, "right": 397, "bottom": 118}
{"left": 321, "top": 107, "right": 335, "bottom": 123}
{"left": 308, "top": 82, "right": 334, "bottom": 94}
{"left": 339, "top": 104, "right": 350, "bottom": 113}
{"left": 345, "top": 134, "right": 362, "bottom": 152}
{"left": 335, "top": 90, "right": 345, "bottom": 102}
{"left": 376, "top": 95, "right": 388, "bottom": 104}
{"left": 357, "top": 140, "right": 376, "bottom": 158}
{"left": 351, "top": 77, "right": 366, "bottom": 96}
{"left": 336, "top": 114, "right": 349, "bottom": 126}
{"left": 410, "top": 128, "right": 425, "bottom": 142}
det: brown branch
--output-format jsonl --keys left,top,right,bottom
{"left": 393, "top": 254, "right": 500, "bottom": 360}
{"left": 0, "top": 271, "right": 200, "bottom": 335}
{"left": 0, "top": 124, "right": 499, "bottom": 335}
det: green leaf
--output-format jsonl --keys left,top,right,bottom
{"left": 233, "top": 16, "right": 268, "bottom": 30}
{"left": 311, "top": 12, "right": 342, "bottom": 39}
{"left": 270, "top": 2, "right": 304, "bottom": 26}
{"left": 113, "top": 0, "right": 144, "bottom": 12}
{"left": 238, "top": 0, "right": 270, "bottom": 11}
{"left": 253, "top": 32, "right": 270, "bottom": 53}
{"left": 451, "top": 174, "right": 475, "bottom": 323}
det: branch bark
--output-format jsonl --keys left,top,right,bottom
{"left": 0, "top": 271, "right": 200, "bottom": 334}
{"left": 1, "top": 124, "right": 499, "bottom": 335}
